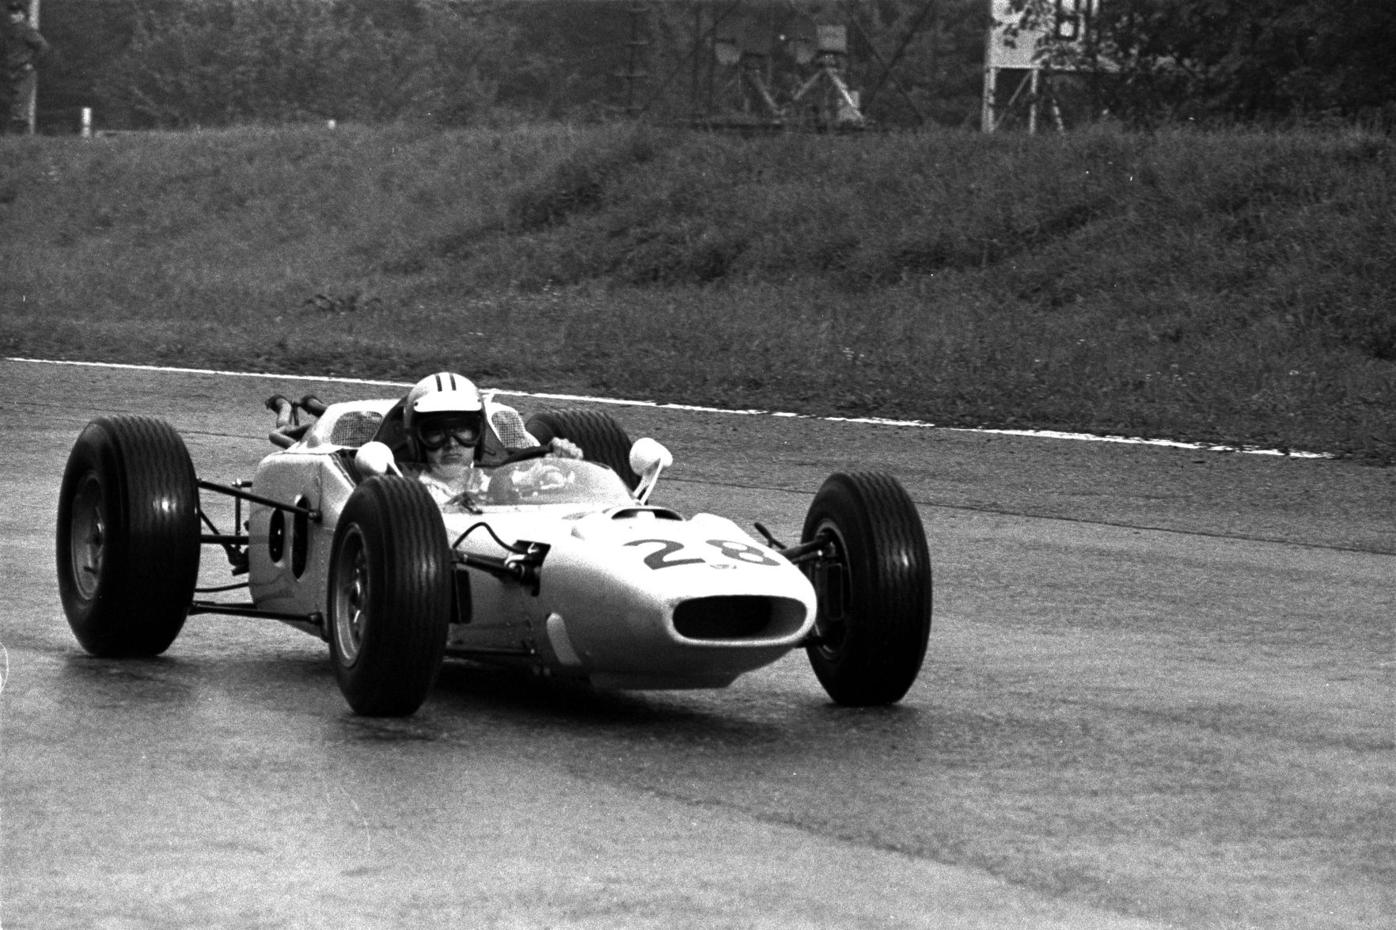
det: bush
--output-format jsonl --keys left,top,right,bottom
{"left": 99, "top": 0, "right": 513, "bottom": 128}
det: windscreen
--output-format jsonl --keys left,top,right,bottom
{"left": 442, "top": 459, "right": 634, "bottom": 512}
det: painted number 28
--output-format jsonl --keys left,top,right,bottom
{"left": 626, "top": 538, "right": 780, "bottom": 570}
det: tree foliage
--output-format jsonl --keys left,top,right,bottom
{"left": 1007, "top": 0, "right": 1396, "bottom": 126}
{"left": 99, "top": 0, "right": 513, "bottom": 127}
{"left": 29, "top": 0, "right": 1396, "bottom": 131}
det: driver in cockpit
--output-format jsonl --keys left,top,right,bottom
{"left": 401, "top": 371, "right": 581, "bottom": 505}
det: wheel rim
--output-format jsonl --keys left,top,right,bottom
{"left": 810, "top": 519, "right": 851, "bottom": 660}
{"left": 69, "top": 473, "right": 105, "bottom": 602}
{"left": 333, "top": 526, "right": 370, "bottom": 666}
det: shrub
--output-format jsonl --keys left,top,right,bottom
{"left": 100, "top": 0, "right": 512, "bottom": 128}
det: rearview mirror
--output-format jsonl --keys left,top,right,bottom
{"left": 355, "top": 441, "right": 400, "bottom": 477}
{"left": 629, "top": 438, "right": 672, "bottom": 504}
{"left": 629, "top": 438, "right": 673, "bottom": 476}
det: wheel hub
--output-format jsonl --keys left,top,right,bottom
{"left": 809, "top": 525, "right": 850, "bottom": 657}
{"left": 70, "top": 474, "right": 105, "bottom": 601}
{"left": 334, "top": 532, "right": 370, "bottom": 665}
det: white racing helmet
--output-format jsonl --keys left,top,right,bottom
{"left": 403, "top": 372, "right": 485, "bottom": 452}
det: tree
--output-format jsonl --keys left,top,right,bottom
{"left": 98, "top": 0, "right": 513, "bottom": 128}
{"left": 1004, "top": 0, "right": 1396, "bottom": 126}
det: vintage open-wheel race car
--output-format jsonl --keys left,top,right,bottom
{"left": 56, "top": 390, "right": 932, "bottom": 716}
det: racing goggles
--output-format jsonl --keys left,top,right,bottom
{"left": 416, "top": 416, "right": 482, "bottom": 451}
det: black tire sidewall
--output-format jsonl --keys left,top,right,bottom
{"left": 802, "top": 472, "right": 932, "bottom": 705}
{"left": 328, "top": 476, "right": 451, "bottom": 716}
{"left": 55, "top": 416, "right": 199, "bottom": 657}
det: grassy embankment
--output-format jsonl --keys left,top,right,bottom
{"left": 1, "top": 123, "right": 1392, "bottom": 460}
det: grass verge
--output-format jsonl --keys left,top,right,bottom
{"left": 2, "top": 122, "right": 1392, "bottom": 460}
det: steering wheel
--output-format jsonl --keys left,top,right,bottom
{"left": 494, "top": 445, "right": 553, "bottom": 467}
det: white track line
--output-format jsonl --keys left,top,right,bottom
{"left": 6, "top": 356, "right": 1330, "bottom": 459}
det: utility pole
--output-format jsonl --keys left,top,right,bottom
{"left": 10, "top": 0, "right": 42, "bottom": 133}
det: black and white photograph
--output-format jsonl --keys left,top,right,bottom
{"left": 2, "top": 2, "right": 1392, "bottom": 928}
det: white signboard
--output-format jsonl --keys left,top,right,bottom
{"left": 986, "top": 0, "right": 1095, "bottom": 71}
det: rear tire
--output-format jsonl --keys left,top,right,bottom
{"left": 526, "top": 409, "right": 639, "bottom": 489}
{"left": 328, "top": 476, "right": 452, "bottom": 716}
{"left": 801, "top": 472, "right": 932, "bottom": 706}
{"left": 55, "top": 416, "right": 200, "bottom": 657}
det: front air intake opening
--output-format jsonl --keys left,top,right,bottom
{"left": 673, "top": 596, "right": 794, "bottom": 640}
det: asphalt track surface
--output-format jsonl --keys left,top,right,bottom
{"left": 1, "top": 358, "right": 1391, "bottom": 930}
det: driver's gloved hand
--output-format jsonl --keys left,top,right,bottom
{"left": 548, "top": 438, "right": 584, "bottom": 460}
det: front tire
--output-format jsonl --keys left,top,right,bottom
{"left": 327, "top": 476, "right": 452, "bottom": 716}
{"left": 55, "top": 416, "right": 201, "bottom": 657}
{"left": 801, "top": 472, "right": 932, "bottom": 706}
{"left": 526, "top": 409, "right": 639, "bottom": 489}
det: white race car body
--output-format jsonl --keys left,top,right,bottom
{"left": 58, "top": 398, "right": 930, "bottom": 715}
{"left": 245, "top": 400, "right": 817, "bottom": 691}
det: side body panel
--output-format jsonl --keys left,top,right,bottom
{"left": 244, "top": 400, "right": 396, "bottom": 631}
{"left": 239, "top": 401, "right": 819, "bottom": 692}
{"left": 245, "top": 452, "right": 353, "bottom": 631}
